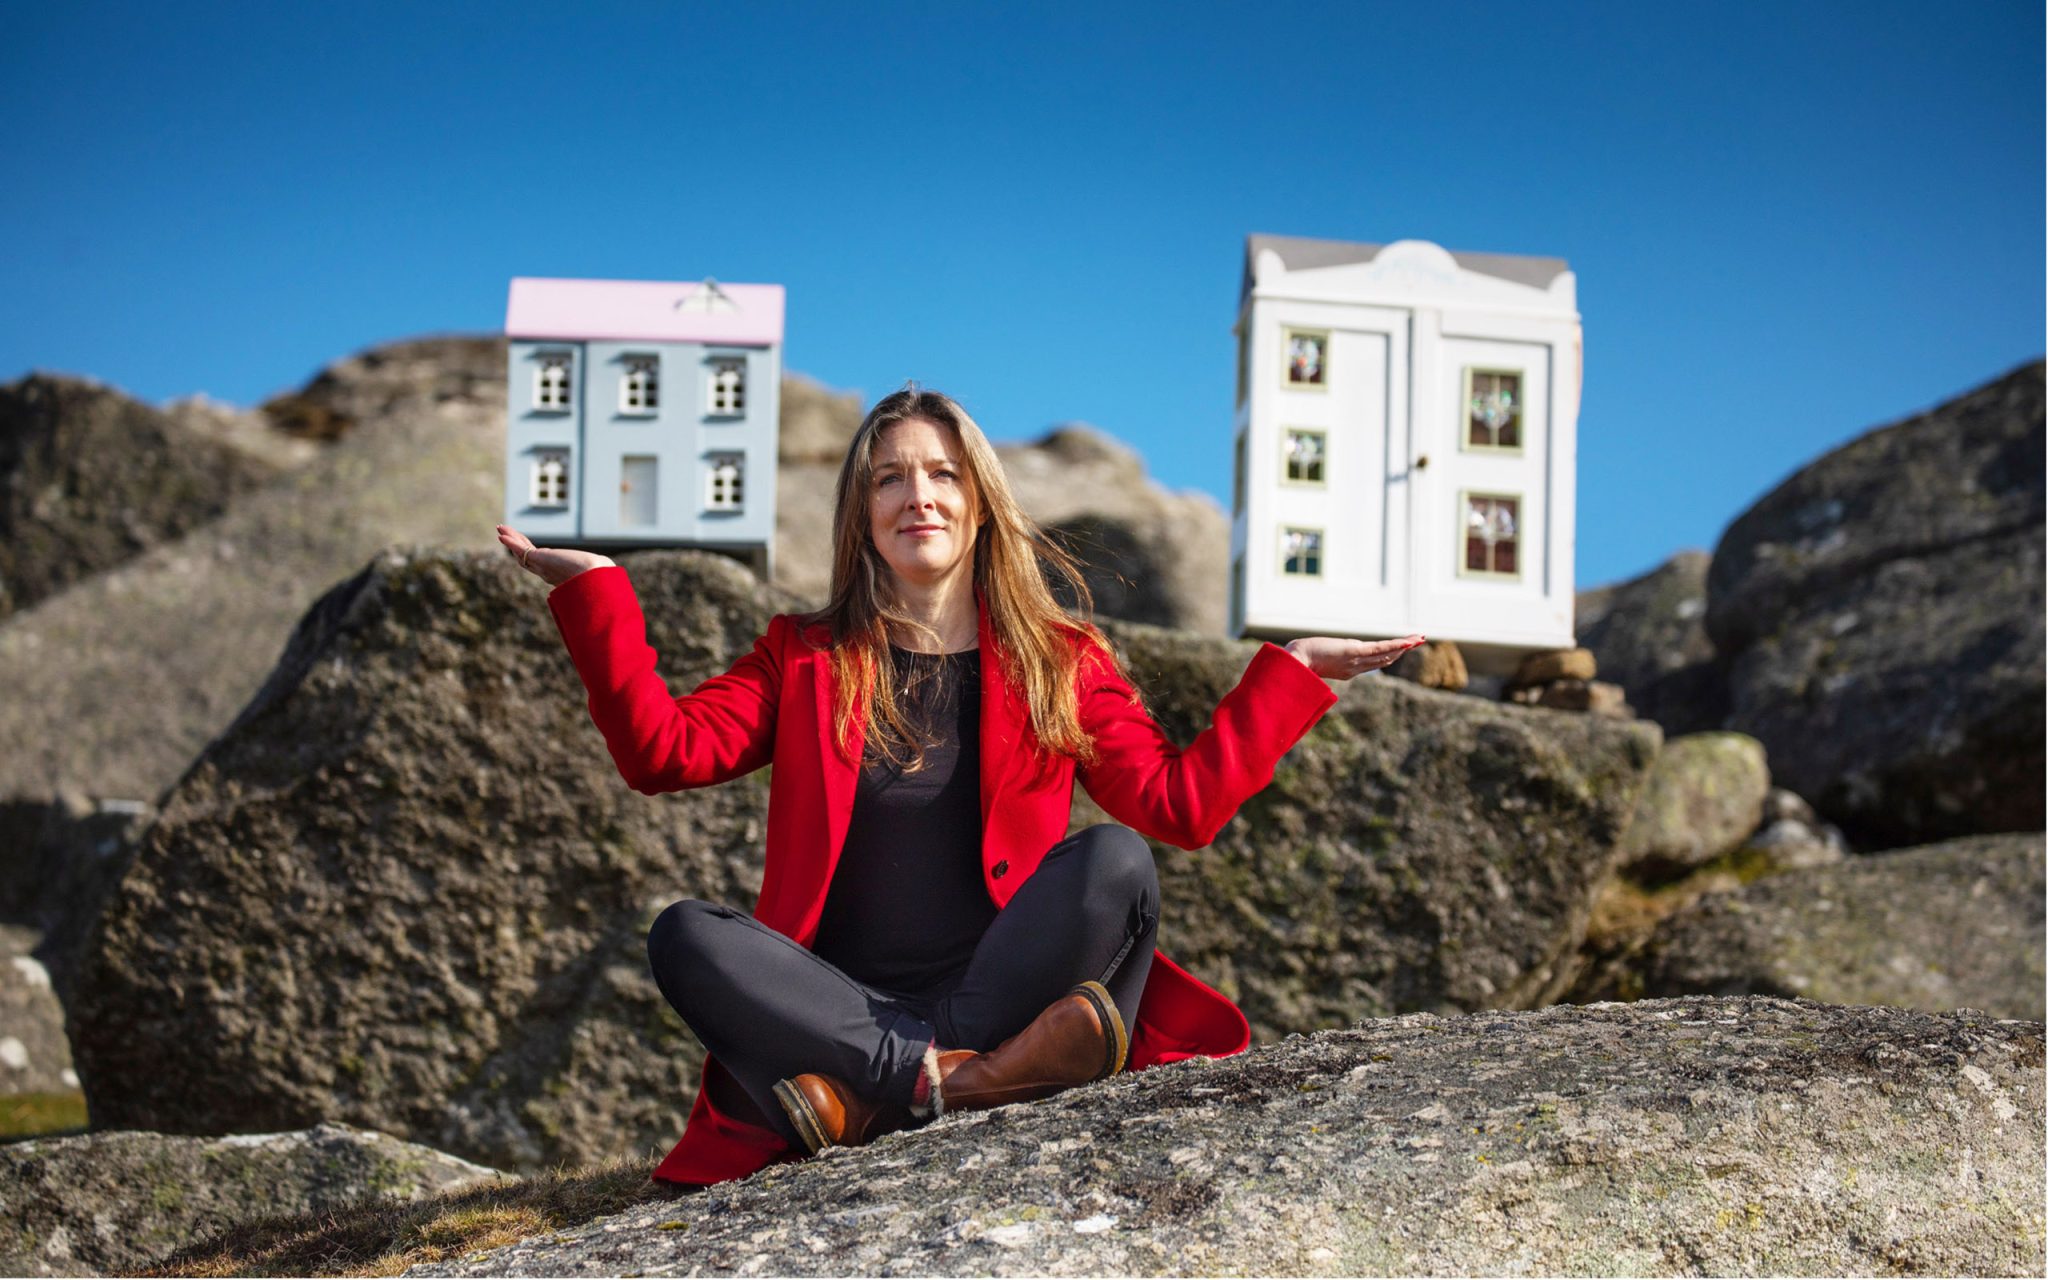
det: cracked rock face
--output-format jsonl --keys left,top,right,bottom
{"left": 1704, "top": 359, "right": 2045, "bottom": 848}
{"left": 404, "top": 997, "right": 2045, "bottom": 1278}
{"left": 0, "top": 1121, "right": 500, "bottom": 1277}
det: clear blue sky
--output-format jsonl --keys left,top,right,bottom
{"left": 5, "top": 1, "right": 2040, "bottom": 588}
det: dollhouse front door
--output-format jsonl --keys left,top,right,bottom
{"left": 1412, "top": 335, "right": 1551, "bottom": 643}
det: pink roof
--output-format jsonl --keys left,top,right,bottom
{"left": 505, "top": 276, "right": 785, "bottom": 345}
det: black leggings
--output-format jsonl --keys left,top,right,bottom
{"left": 646, "top": 823, "right": 1160, "bottom": 1146}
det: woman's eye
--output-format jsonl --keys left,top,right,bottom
{"left": 877, "top": 474, "right": 899, "bottom": 487}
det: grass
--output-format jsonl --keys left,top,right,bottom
{"left": 145, "top": 1151, "right": 690, "bottom": 1278}
{"left": 0, "top": 1090, "right": 89, "bottom": 1140}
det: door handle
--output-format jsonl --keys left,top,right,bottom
{"left": 1415, "top": 454, "right": 1430, "bottom": 470}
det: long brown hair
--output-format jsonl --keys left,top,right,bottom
{"left": 800, "top": 385, "right": 1124, "bottom": 773}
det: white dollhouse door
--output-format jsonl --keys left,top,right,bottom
{"left": 1411, "top": 337, "right": 1551, "bottom": 644}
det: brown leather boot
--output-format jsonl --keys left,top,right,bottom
{"left": 771, "top": 1074, "right": 914, "bottom": 1155}
{"left": 927, "top": 980, "right": 1128, "bottom": 1115}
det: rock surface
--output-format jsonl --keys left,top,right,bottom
{"left": 1099, "top": 625, "right": 1657, "bottom": 1030}
{"left": 1582, "top": 833, "right": 2046, "bottom": 1020}
{"left": 0, "top": 373, "right": 281, "bottom": 623}
{"left": 1575, "top": 549, "right": 1727, "bottom": 735}
{"left": 0, "top": 337, "right": 511, "bottom": 804}
{"left": 1617, "top": 733, "right": 1772, "bottom": 877}
{"left": 0, "top": 791, "right": 153, "bottom": 1001}
{"left": 0, "top": 924, "right": 73, "bottom": 1097}
{"left": 69, "top": 549, "right": 795, "bottom": 1174}
{"left": 1387, "top": 638, "right": 1468, "bottom": 690}
{"left": 70, "top": 549, "right": 1655, "bottom": 1172}
{"left": 1704, "top": 359, "right": 2045, "bottom": 848}
{"left": 0, "top": 1121, "right": 500, "bottom": 1277}
{"left": 1509, "top": 647, "right": 1596, "bottom": 688}
{"left": 403, "top": 997, "right": 2046, "bottom": 1279}
{"left": 773, "top": 372, "right": 866, "bottom": 464}
{"left": 1740, "top": 787, "right": 1848, "bottom": 873}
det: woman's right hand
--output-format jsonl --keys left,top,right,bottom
{"left": 496, "top": 524, "right": 615, "bottom": 588}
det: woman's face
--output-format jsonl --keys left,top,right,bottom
{"left": 867, "top": 417, "right": 980, "bottom": 592}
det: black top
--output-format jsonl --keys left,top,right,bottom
{"left": 809, "top": 644, "right": 995, "bottom": 997}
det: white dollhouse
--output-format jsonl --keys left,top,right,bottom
{"left": 1228, "top": 234, "right": 1582, "bottom": 675}
{"left": 503, "top": 275, "right": 784, "bottom": 578}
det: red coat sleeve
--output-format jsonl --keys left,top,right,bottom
{"left": 545, "top": 565, "right": 781, "bottom": 795}
{"left": 1075, "top": 639, "right": 1339, "bottom": 850}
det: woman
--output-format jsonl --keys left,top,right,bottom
{"left": 497, "top": 386, "right": 1422, "bottom": 1187}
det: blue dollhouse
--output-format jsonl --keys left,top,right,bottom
{"left": 503, "top": 275, "right": 785, "bottom": 578}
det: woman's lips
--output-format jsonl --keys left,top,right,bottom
{"left": 901, "top": 527, "right": 944, "bottom": 538}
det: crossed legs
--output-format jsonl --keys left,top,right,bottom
{"left": 645, "top": 824, "right": 1160, "bottom": 1146}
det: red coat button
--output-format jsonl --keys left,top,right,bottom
{"left": 991, "top": 860, "right": 1009, "bottom": 879}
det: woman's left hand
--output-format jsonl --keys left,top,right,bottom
{"left": 1282, "top": 634, "right": 1428, "bottom": 681}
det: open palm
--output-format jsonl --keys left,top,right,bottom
{"left": 1283, "top": 634, "right": 1427, "bottom": 681}
{"left": 495, "top": 525, "right": 614, "bottom": 588}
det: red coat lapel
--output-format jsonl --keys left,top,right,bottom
{"left": 808, "top": 639, "right": 864, "bottom": 943}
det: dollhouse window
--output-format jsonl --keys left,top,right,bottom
{"left": 1464, "top": 368, "right": 1522, "bottom": 451}
{"left": 1234, "top": 325, "right": 1249, "bottom": 408}
{"left": 1281, "top": 526, "right": 1323, "bottom": 577}
{"left": 708, "top": 358, "right": 746, "bottom": 416}
{"left": 534, "top": 353, "right": 572, "bottom": 411}
{"left": 706, "top": 453, "right": 745, "bottom": 511}
{"left": 1283, "top": 329, "right": 1328, "bottom": 390}
{"left": 1284, "top": 429, "right": 1326, "bottom": 484}
{"left": 529, "top": 449, "right": 570, "bottom": 508}
{"left": 1230, "top": 554, "right": 1246, "bottom": 631}
{"left": 620, "top": 356, "right": 659, "bottom": 414}
{"left": 1461, "top": 493, "right": 1520, "bottom": 577}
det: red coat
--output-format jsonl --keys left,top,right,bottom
{"left": 546, "top": 565, "right": 1338, "bottom": 1186}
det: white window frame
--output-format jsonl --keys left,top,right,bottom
{"left": 1460, "top": 366, "right": 1526, "bottom": 455}
{"left": 1280, "top": 525, "right": 1324, "bottom": 578}
{"left": 619, "top": 355, "right": 660, "bottom": 416}
{"left": 1281, "top": 427, "right": 1327, "bottom": 486}
{"left": 533, "top": 352, "right": 573, "bottom": 412}
{"left": 705, "top": 452, "right": 745, "bottom": 512}
{"left": 1456, "top": 489, "right": 1523, "bottom": 581}
{"left": 1282, "top": 327, "right": 1330, "bottom": 392}
{"left": 706, "top": 357, "right": 746, "bottom": 417}
{"left": 529, "top": 448, "right": 570, "bottom": 508}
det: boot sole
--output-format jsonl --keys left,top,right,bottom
{"left": 772, "top": 1078, "right": 829, "bottom": 1155}
{"left": 1074, "top": 980, "right": 1129, "bottom": 1077}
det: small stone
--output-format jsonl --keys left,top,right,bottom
{"left": 1390, "top": 640, "right": 1468, "bottom": 690}
{"left": 1511, "top": 647, "right": 1597, "bottom": 688}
